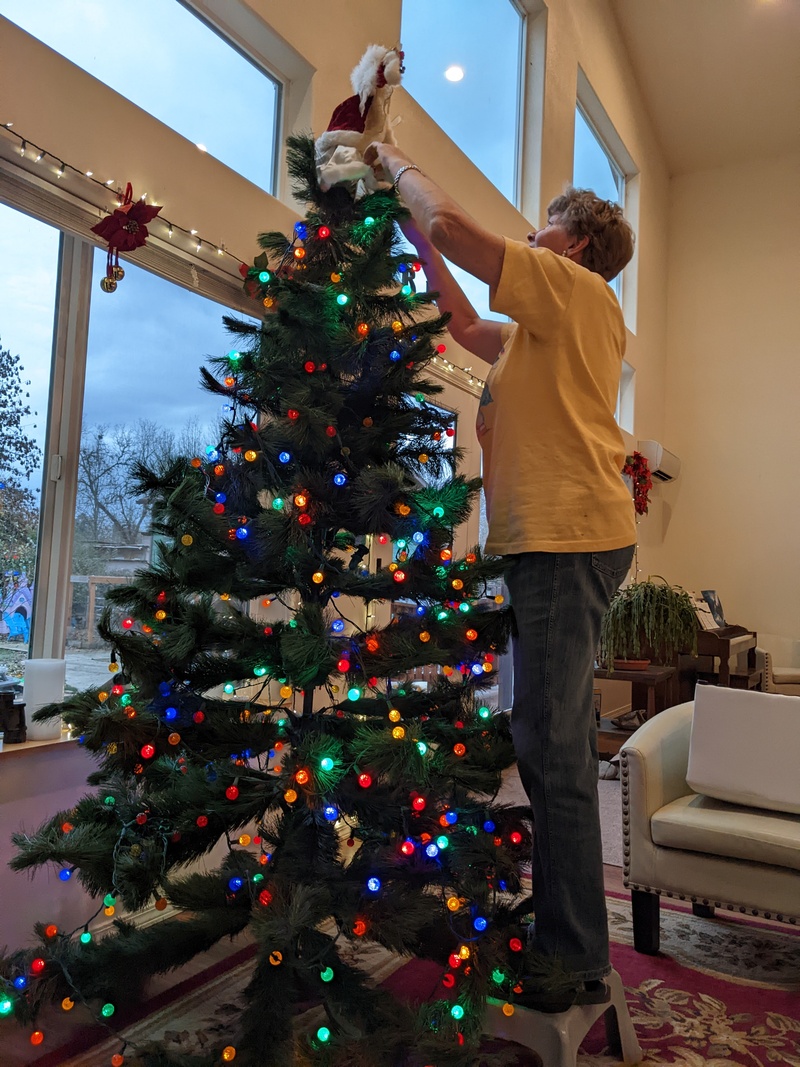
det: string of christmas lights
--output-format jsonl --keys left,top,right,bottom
{"left": 0, "top": 121, "right": 486, "bottom": 391}
{"left": 0, "top": 121, "right": 243, "bottom": 270}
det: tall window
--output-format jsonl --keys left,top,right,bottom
{"left": 573, "top": 102, "right": 634, "bottom": 424}
{"left": 401, "top": 0, "right": 524, "bottom": 205}
{"left": 573, "top": 105, "right": 625, "bottom": 296}
{"left": 0, "top": 0, "right": 281, "bottom": 192}
{"left": 0, "top": 204, "right": 59, "bottom": 659}
{"left": 68, "top": 252, "right": 255, "bottom": 690}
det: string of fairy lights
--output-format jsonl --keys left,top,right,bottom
{"left": 0, "top": 121, "right": 487, "bottom": 391}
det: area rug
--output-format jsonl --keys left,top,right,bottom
{"left": 25, "top": 890, "right": 800, "bottom": 1066}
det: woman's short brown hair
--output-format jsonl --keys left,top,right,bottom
{"left": 548, "top": 187, "right": 634, "bottom": 282}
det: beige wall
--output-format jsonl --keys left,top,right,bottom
{"left": 643, "top": 150, "right": 800, "bottom": 648}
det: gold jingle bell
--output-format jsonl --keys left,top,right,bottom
{"left": 100, "top": 276, "right": 117, "bottom": 293}
{"left": 112, "top": 265, "right": 125, "bottom": 281}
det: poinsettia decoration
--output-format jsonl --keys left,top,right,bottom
{"left": 623, "top": 450, "right": 653, "bottom": 515}
{"left": 91, "top": 182, "right": 162, "bottom": 291}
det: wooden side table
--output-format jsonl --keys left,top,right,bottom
{"left": 593, "top": 664, "right": 677, "bottom": 757}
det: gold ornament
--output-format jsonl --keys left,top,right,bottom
{"left": 112, "top": 265, "right": 125, "bottom": 281}
{"left": 99, "top": 276, "right": 117, "bottom": 293}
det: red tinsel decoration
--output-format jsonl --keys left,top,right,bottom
{"left": 623, "top": 451, "right": 653, "bottom": 515}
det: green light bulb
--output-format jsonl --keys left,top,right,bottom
{"left": 317, "top": 1026, "right": 331, "bottom": 1042}
{"left": 364, "top": 216, "right": 375, "bottom": 226}
{"left": 272, "top": 497, "right": 284, "bottom": 510}
{"left": 336, "top": 293, "right": 349, "bottom": 306}
{"left": 478, "top": 706, "right": 491, "bottom": 719}
{"left": 347, "top": 687, "right": 361, "bottom": 702}
{"left": 436, "top": 835, "right": 449, "bottom": 849}
{"left": 491, "top": 968, "right": 506, "bottom": 985}
{"left": 258, "top": 271, "right": 271, "bottom": 283}
{"left": 101, "top": 1003, "right": 115, "bottom": 1018}
{"left": 433, "top": 506, "right": 445, "bottom": 519}
{"left": 103, "top": 894, "right": 116, "bottom": 908}
{"left": 417, "top": 742, "right": 427, "bottom": 756}
{"left": 450, "top": 1004, "right": 464, "bottom": 1020}
{"left": 0, "top": 998, "right": 14, "bottom": 1015}
{"left": 80, "top": 931, "right": 92, "bottom": 944}
{"left": 320, "top": 757, "right": 334, "bottom": 771}
{"left": 320, "top": 967, "right": 334, "bottom": 982}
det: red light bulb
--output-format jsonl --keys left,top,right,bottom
{"left": 358, "top": 772, "right": 372, "bottom": 788}
{"left": 225, "top": 785, "right": 240, "bottom": 801}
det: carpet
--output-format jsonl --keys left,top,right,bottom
{"left": 39, "top": 884, "right": 800, "bottom": 1067}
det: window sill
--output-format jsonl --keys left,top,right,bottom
{"left": 0, "top": 732, "right": 77, "bottom": 758}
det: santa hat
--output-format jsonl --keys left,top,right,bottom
{"left": 317, "top": 44, "right": 404, "bottom": 147}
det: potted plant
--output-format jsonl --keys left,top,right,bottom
{"left": 599, "top": 576, "right": 698, "bottom": 670}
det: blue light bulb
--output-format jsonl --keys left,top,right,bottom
{"left": 389, "top": 349, "right": 402, "bottom": 361}
{"left": 333, "top": 473, "right": 347, "bottom": 486}
{"left": 323, "top": 805, "right": 338, "bottom": 821}
{"left": 228, "top": 876, "right": 244, "bottom": 892}
{"left": 473, "top": 917, "right": 488, "bottom": 931}
{"left": 58, "top": 868, "right": 72, "bottom": 881}
{"left": 444, "top": 811, "right": 458, "bottom": 825}
{"left": 331, "top": 619, "right": 345, "bottom": 633}
{"left": 425, "top": 843, "right": 439, "bottom": 858}
{"left": 366, "top": 877, "right": 381, "bottom": 892}
{"left": 235, "top": 527, "right": 249, "bottom": 540}
{"left": 215, "top": 492, "right": 227, "bottom": 503}
{"left": 278, "top": 451, "right": 291, "bottom": 464}
{"left": 412, "top": 531, "right": 424, "bottom": 543}
{"left": 483, "top": 820, "right": 496, "bottom": 833}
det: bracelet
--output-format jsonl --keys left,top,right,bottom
{"left": 393, "top": 164, "right": 421, "bottom": 191}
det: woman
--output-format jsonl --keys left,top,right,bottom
{"left": 366, "top": 141, "right": 636, "bottom": 1012}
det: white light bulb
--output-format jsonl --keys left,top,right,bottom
{"left": 444, "top": 65, "right": 464, "bottom": 82}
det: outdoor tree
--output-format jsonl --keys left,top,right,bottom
{"left": 0, "top": 340, "right": 42, "bottom": 580}
{"left": 0, "top": 137, "right": 568, "bottom": 1066}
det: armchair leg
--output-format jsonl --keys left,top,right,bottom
{"left": 632, "top": 889, "right": 660, "bottom": 954}
{"left": 692, "top": 902, "right": 715, "bottom": 918}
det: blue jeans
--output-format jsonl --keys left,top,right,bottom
{"left": 505, "top": 545, "right": 635, "bottom": 982}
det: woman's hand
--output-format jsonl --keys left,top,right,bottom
{"left": 363, "top": 142, "right": 414, "bottom": 184}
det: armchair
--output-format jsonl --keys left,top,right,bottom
{"left": 757, "top": 646, "right": 800, "bottom": 696}
{"left": 620, "top": 697, "right": 800, "bottom": 954}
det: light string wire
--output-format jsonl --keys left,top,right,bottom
{"left": 0, "top": 122, "right": 486, "bottom": 391}
{"left": 0, "top": 122, "right": 245, "bottom": 273}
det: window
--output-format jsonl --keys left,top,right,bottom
{"left": 0, "top": 204, "right": 59, "bottom": 658}
{"left": 573, "top": 106, "right": 624, "bottom": 205}
{"left": 68, "top": 251, "right": 256, "bottom": 690}
{"left": 0, "top": 0, "right": 280, "bottom": 193}
{"left": 401, "top": 0, "right": 524, "bottom": 204}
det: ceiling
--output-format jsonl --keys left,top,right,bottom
{"left": 608, "top": 0, "right": 800, "bottom": 175}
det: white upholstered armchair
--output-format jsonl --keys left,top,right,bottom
{"left": 757, "top": 646, "right": 800, "bottom": 696}
{"left": 619, "top": 692, "right": 800, "bottom": 954}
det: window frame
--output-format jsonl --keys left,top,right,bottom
{"left": 0, "top": 151, "right": 256, "bottom": 663}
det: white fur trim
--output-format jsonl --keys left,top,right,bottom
{"left": 315, "top": 129, "right": 364, "bottom": 154}
{"left": 351, "top": 44, "right": 402, "bottom": 114}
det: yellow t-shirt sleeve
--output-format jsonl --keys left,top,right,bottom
{"left": 491, "top": 238, "right": 576, "bottom": 340}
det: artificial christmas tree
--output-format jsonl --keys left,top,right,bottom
{"left": 0, "top": 123, "right": 571, "bottom": 1067}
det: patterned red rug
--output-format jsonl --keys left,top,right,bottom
{"left": 15, "top": 886, "right": 800, "bottom": 1066}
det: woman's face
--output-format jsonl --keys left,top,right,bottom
{"left": 526, "top": 214, "right": 573, "bottom": 256}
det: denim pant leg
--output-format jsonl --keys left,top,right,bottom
{"left": 505, "top": 545, "right": 634, "bottom": 982}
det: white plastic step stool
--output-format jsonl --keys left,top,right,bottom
{"left": 484, "top": 968, "right": 643, "bottom": 1067}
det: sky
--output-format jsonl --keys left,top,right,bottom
{"left": 0, "top": 0, "right": 621, "bottom": 496}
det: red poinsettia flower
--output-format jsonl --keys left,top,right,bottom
{"left": 91, "top": 199, "right": 162, "bottom": 253}
{"left": 623, "top": 451, "right": 653, "bottom": 516}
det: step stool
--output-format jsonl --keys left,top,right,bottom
{"left": 484, "top": 968, "right": 642, "bottom": 1067}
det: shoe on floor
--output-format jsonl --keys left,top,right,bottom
{"left": 514, "top": 978, "right": 611, "bottom": 1014}
{"left": 598, "top": 760, "right": 620, "bottom": 780}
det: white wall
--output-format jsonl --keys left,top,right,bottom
{"left": 644, "top": 150, "right": 800, "bottom": 647}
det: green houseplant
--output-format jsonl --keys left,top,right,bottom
{"left": 599, "top": 576, "right": 698, "bottom": 668}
